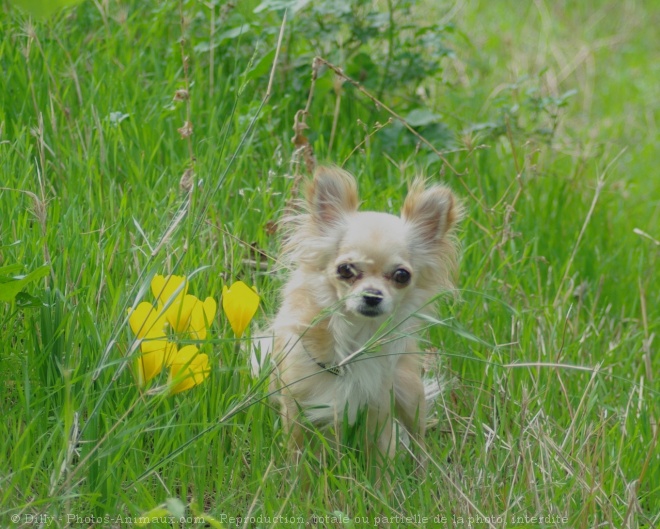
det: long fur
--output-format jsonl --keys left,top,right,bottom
{"left": 255, "top": 166, "right": 461, "bottom": 470}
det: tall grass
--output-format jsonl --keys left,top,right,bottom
{"left": 1, "top": 0, "right": 658, "bottom": 527}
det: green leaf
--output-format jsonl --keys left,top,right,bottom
{"left": 10, "top": 0, "right": 82, "bottom": 19}
{"left": 405, "top": 108, "right": 444, "bottom": 127}
{"left": 8, "top": 0, "right": 86, "bottom": 19}
{"left": 245, "top": 48, "right": 276, "bottom": 83}
{"left": 14, "top": 292, "right": 45, "bottom": 308}
{"left": 0, "top": 240, "right": 22, "bottom": 251}
{"left": 194, "top": 24, "right": 252, "bottom": 53}
{"left": 0, "top": 264, "right": 23, "bottom": 276}
{"left": 0, "top": 265, "right": 50, "bottom": 302}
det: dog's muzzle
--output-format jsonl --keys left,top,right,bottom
{"left": 362, "top": 289, "right": 384, "bottom": 307}
{"left": 358, "top": 289, "right": 384, "bottom": 316}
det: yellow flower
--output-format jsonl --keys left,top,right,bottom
{"left": 151, "top": 274, "right": 188, "bottom": 304}
{"left": 127, "top": 302, "right": 177, "bottom": 385}
{"left": 127, "top": 301, "right": 167, "bottom": 338}
{"left": 165, "top": 294, "right": 197, "bottom": 334}
{"left": 151, "top": 274, "right": 190, "bottom": 332}
{"left": 127, "top": 273, "right": 216, "bottom": 392}
{"left": 139, "top": 337, "right": 177, "bottom": 386}
{"left": 222, "top": 281, "right": 260, "bottom": 338}
{"left": 188, "top": 296, "right": 217, "bottom": 340}
{"left": 169, "top": 345, "right": 210, "bottom": 395}
{"left": 152, "top": 293, "right": 217, "bottom": 340}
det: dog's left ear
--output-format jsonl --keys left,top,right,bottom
{"left": 402, "top": 180, "right": 459, "bottom": 244}
{"left": 306, "top": 166, "right": 359, "bottom": 226}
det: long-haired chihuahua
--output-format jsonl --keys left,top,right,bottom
{"left": 254, "top": 166, "right": 460, "bottom": 476}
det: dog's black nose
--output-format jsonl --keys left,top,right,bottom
{"left": 362, "top": 289, "right": 384, "bottom": 307}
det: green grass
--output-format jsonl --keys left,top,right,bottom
{"left": 1, "top": 0, "right": 658, "bottom": 527}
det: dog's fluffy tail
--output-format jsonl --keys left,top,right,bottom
{"left": 423, "top": 376, "right": 443, "bottom": 407}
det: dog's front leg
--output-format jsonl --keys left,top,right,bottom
{"left": 278, "top": 396, "right": 305, "bottom": 464}
{"left": 365, "top": 403, "right": 395, "bottom": 487}
{"left": 394, "top": 354, "right": 428, "bottom": 472}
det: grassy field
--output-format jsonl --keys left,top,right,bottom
{"left": 1, "top": 0, "right": 658, "bottom": 527}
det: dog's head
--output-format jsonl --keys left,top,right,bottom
{"left": 287, "top": 166, "right": 460, "bottom": 321}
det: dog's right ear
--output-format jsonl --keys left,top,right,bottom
{"left": 306, "top": 166, "right": 359, "bottom": 225}
{"left": 402, "top": 179, "right": 459, "bottom": 245}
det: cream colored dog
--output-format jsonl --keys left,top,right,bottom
{"left": 255, "top": 166, "right": 460, "bottom": 473}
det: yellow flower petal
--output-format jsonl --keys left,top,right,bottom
{"left": 169, "top": 345, "right": 210, "bottom": 394}
{"left": 150, "top": 275, "right": 191, "bottom": 333}
{"left": 137, "top": 339, "right": 177, "bottom": 386}
{"left": 151, "top": 274, "right": 188, "bottom": 306}
{"left": 222, "top": 281, "right": 260, "bottom": 338}
{"left": 163, "top": 294, "right": 198, "bottom": 334}
{"left": 127, "top": 302, "right": 168, "bottom": 339}
{"left": 151, "top": 274, "right": 188, "bottom": 303}
{"left": 189, "top": 296, "right": 217, "bottom": 340}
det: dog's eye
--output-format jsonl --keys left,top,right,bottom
{"left": 392, "top": 268, "right": 411, "bottom": 285}
{"left": 337, "top": 264, "right": 356, "bottom": 280}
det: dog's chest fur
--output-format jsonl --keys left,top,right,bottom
{"left": 297, "top": 317, "right": 405, "bottom": 425}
